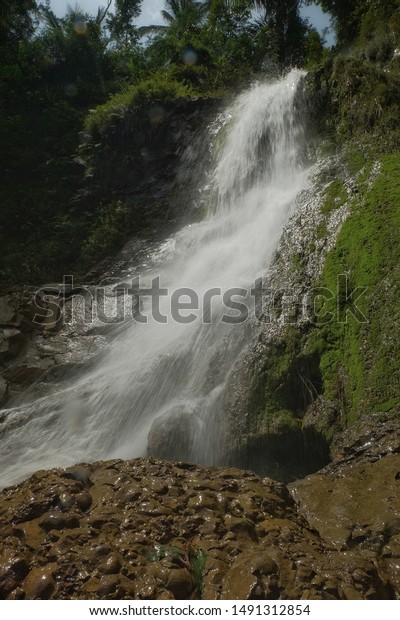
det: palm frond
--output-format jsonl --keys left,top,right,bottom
{"left": 96, "top": 0, "right": 113, "bottom": 25}
{"left": 40, "top": 7, "right": 63, "bottom": 32}
{"left": 138, "top": 24, "right": 169, "bottom": 36}
{"left": 161, "top": 9, "right": 175, "bottom": 24}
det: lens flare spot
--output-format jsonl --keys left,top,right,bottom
{"left": 183, "top": 48, "right": 198, "bottom": 66}
{"left": 74, "top": 19, "right": 87, "bottom": 35}
{"left": 64, "top": 83, "right": 78, "bottom": 97}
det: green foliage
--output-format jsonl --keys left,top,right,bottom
{"left": 0, "top": 0, "right": 146, "bottom": 288}
{"left": 305, "top": 29, "right": 327, "bottom": 69}
{"left": 188, "top": 547, "right": 207, "bottom": 596}
{"left": 332, "top": 57, "right": 400, "bottom": 137}
{"left": 250, "top": 0, "right": 309, "bottom": 67}
{"left": 0, "top": 0, "right": 38, "bottom": 46}
{"left": 245, "top": 152, "right": 400, "bottom": 459}
{"left": 204, "top": 0, "right": 254, "bottom": 74}
{"left": 107, "top": 0, "right": 142, "bottom": 46}
{"left": 310, "top": 48, "right": 400, "bottom": 148}
{"left": 84, "top": 73, "right": 195, "bottom": 139}
{"left": 142, "top": 541, "right": 207, "bottom": 597}
{"left": 84, "top": 201, "right": 136, "bottom": 264}
{"left": 313, "top": 0, "right": 400, "bottom": 47}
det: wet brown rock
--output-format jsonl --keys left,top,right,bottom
{"left": 224, "top": 515, "right": 258, "bottom": 540}
{"left": 97, "top": 575, "right": 120, "bottom": 597}
{"left": 22, "top": 565, "right": 55, "bottom": 599}
{"left": 134, "top": 572, "right": 157, "bottom": 599}
{"left": 0, "top": 457, "right": 397, "bottom": 600}
{"left": 188, "top": 493, "right": 219, "bottom": 511}
{"left": 291, "top": 449, "right": 400, "bottom": 598}
{"left": 166, "top": 569, "right": 193, "bottom": 599}
{"left": 0, "top": 552, "right": 30, "bottom": 598}
{"left": 40, "top": 511, "right": 80, "bottom": 532}
{"left": 75, "top": 492, "right": 92, "bottom": 511}
{"left": 99, "top": 553, "right": 122, "bottom": 575}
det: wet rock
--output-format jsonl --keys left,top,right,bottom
{"left": 0, "top": 457, "right": 396, "bottom": 600}
{"left": 96, "top": 575, "right": 119, "bottom": 597}
{"left": 147, "top": 409, "right": 198, "bottom": 462}
{"left": 40, "top": 511, "right": 80, "bottom": 532}
{"left": 75, "top": 492, "right": 92, "bottom": 511}
{"left": 0, "top": 376, "right": 7, "bottom": 403}
{"left": 22, "top": 566, "right": 55, "bottom": 599}
{"left": 0, "top": 328, "right": 25, "bottom": 362}
{"left": 166, "top": 569, "right": 193, "bottom": 599}
{"left": 0, "top": 553, "right": 30, "bottom": 598}
{"left": 0, "top": 296, "right": 18, "bottom": 324}
{"left": 99, "top": 553, "right": 122, "bottom": 575}
{"left": 221, "top": 555, "right": 260, "bottom": 600}
{"left": 134, "top": 572, "right": 157, "bottom": 599}
{"left": 224, "top": 515, "right": 258, "bottom": 541}
{"left": 3, "top": 365, "right": 45, "bottom": 387}
{"left": 188, "top": 493, "right": 219, "bottom": 511}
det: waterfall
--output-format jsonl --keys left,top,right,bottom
{"left": 0, "top": 70, "right": 312, "bottom": 489}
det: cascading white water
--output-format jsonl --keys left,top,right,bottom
{"left": 0, "top": 70, "right": 312, "bottom": 489}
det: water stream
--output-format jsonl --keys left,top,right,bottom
{"left": 0, "top": 70, "right": 313, "bottom": 489}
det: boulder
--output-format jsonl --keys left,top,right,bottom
{"left": 147, "top": 407, "right": 200, "bottom": 462}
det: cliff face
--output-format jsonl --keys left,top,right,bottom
{"left": 0, "top": 456, "right": 398, "bottom": 601}
{"left": 221, "top": 44, "right": 400, "bottom": 480}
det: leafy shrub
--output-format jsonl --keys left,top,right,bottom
{"left": 84, "top": 73, "right": 195, "bottom": 139}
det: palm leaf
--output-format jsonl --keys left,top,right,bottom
{"left": 138, "top": 24, "right": 169, "bottom": 36}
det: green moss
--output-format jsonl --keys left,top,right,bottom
{"left": 344, "top": 149, "right": 367, "bottom": 175}
{"left": 314, "top": 154, "right": 400, "bottom": 425}
{"left": 317, "top": 220, "right": 328, "bottom": 239}
{"left": 247, "top": 326, "right": 323, "bottom": 437}
{"left": 374, "top": 399, "right": 400, "bottom": 414}
{"left": 321, "top": 179, "right": 348, "bottom": 215}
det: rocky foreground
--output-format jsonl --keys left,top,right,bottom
{"left": 1, "top": 434, "right": 400, "bottom": 600}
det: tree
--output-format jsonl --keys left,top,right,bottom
{"left": 140, "top": 0, "right": 210, "bottom": 71}
{"left": 308, "top": 0, "right": 362, "bottom": 46}
{"left": 253, "top": 0, "right": 307, "bottom": 66}
{"left": 107, "top": 0, "right": 142, "bottom": 47}
{"left": 139, "top": 0, "right": 209, "bottom": 38}
{"left": 205, "top": 0, "right": 254, "bottom": 72}
{"left": 0, "top": 0, "right": 38, "bottom": 46}
{"left": 310, "top": 0, "right": 400, "bottom": 46}
{"left": 38, "top": 3, "right": 114, "bottom": 103}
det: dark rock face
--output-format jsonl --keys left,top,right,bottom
{"left": 83, "top": 97, "right": 220, "bottom": 282}
{"left": 0, "top": 457, "right": 396, "bottom": 600}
